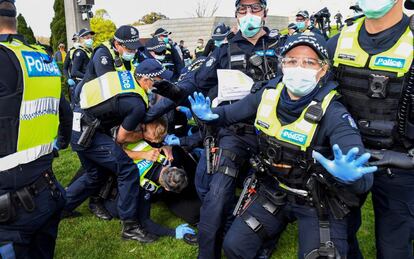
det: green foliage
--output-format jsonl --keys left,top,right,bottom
{"left": 50, "top": 0, "right": 67, "bottom": 52}
{"left": 17, "top": 13, "right": 36, "bottom": 44}
{"left": 53, "top": 150, "right": 377, "bottom": 258}
{"left": 132, "top": 12, "right": 168, "bottom": 26}
{"left": 90, "top": 11, "right": 116, "bottom": 48}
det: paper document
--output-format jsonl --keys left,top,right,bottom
{"left": 217, "top": 69, "right": 254, "bottom": 104}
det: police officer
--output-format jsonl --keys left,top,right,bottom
{"left": 145, "top": 37, "right": 168, "bottom": 64}
{"left": 327, "top": 0, "right": 414, "bottom": 258}
{"left": 295, "top": 10, "right": 323, "bottom": 36}
{"left": 65, "top": 59, "right": 173, "bottom": 243}
{"left": 62, "top": 33, "right": 79, "bottom": 102}
{"left": 203, "top": 23, "right": 232, "bottom": 57}
{"left": 0, "top": 0, "right": 72, "bottom": 257}
{"left": 70, "top": 28, "right": 95, "bottom": 84}
{"left": 194, "top": 38, "right": 205, "bottom": 58}
{"left": 146, "top": 0, "right": 281, "bottom": 257}
{"left": 153, "top": 28, "right": 184, "bottom": 81}
{"left": 188, "top": 32, "right": 376, "bottom": 259}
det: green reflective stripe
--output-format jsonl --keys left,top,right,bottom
{"left": 255, "top": 82, "right": 336, "bottom": 151}
{"left": 0, "top": 39, "right": 60, "bottom": 164}
{"left": 334, "top": 17, "right": 413, "bottom": 77}
{"left": 80, "top": 71, "right": 148, "bottom": 109}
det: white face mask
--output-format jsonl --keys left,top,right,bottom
{"left": 282, "top": 67, "right": 321, "bottom": 97}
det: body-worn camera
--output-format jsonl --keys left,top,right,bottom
{"left": 368, "top": 74, "right": 389, "bottom": 99}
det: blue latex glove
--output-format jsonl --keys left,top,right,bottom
{"left": 164, "top": 134, "right": 180, "bottom": 146}
{"left": 177, "top": 106, "right": 193, "bottom": 120}
{"left": 176, "top": 223, "right": 196, "bottom": 239}
{"left": 188, "top": 92, "right": 219, "bottom": 121}
{"left": 53, "top": 138, "right": 60, "bottom": 151}
{"left": 67, "top": 79, "right": 76, "bottom": 86}
{"left": 312, "top": 144, "right": 378, "bottom": 184}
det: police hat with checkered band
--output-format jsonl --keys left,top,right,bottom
{"left": 296, "top": 10, "right": 310, "bottom": 19}
{"left": 145, "top": 37, "right": 167, "bottom": 53}
{"left": 0, "top": 0, "right": 16, "bottom": 17}
{"left": 135, "top": 59, "right": 173, "bottom": 81}
{"left": 235, "top": 0, "right": 266, "bottom": 7}
{"left": 212, "top": 23, "right": 230, "bottom": 41}
{"left": 114, "top": 25, "right": 142, "bottom": 50}
{"left": 281, "top": 32, "right": 329, "bottom": 60}
{"left": 78, "top": 28, "right": 95, "bottom": 38}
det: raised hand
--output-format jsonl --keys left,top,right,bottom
{"left": 312, "top": 144, "right": 378, "bottom": 183}
{"left": 188, "top": 92, "right": 219, "bottom": 121}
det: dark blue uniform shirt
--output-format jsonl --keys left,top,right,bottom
{"left": 70, "top": 48, "right": 91, "bottom": 80}
{"left": 0, "top": 34, "right": 72, "bottom": 191}
{"left": 209, "top": 78, "right": 373, "bottom": 194}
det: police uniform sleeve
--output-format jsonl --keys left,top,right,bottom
{"left": 210, "top": 87, "right": 264, "bottom": 126}
{"left": 327, "top": 34, "right": 340, "bottom": 62}
{"left": 93, "top": 47, "right": 115, "bottom": 77}
{"left": 119, "top": 97, "right": 147, "bottom": 131}
{"left": 70, "top": 49, "right": 87, "bottom": 79}
{"left": 57, "top": 94, "right": 73, "bottom": 149}
{"left": 144, "top": 97, "right": 176, "bottom": 123}
{"left": 0, "top": 47, "right": 18, "bottom": 96}
{"left": 62, "top": 53, "right": 71, "bottom": 79}
{"left": 319, "top": 101, "right": 373, "bottom": 193}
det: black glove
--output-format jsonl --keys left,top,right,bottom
{"left": 152, "top": 80, "right": 185, "bottom": 104}
{"left": 368, "top": 149, "right": 414, "bottom": 169}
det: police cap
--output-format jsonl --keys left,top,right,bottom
{"left": 288, "top": 23, "right": 297, "bottom": 30}
{"left": 235, "top": 0, "right": 267, "bottom": 7}
{"left": 145, "top": 37, "right": 166, "bottom": 53}
{"left": 135, "top": 59, "right": 173, "bottom": 81}
{"left": 281, "top": 32, "right": 329, "bottom": 60}
{"left": 0, "top": 0, "right": 16, "bottom": 17}
{"left": 114, "top": 25, "right": 142, "bottom": 50}
{"left": 296, "top": 10, "right": 310, "bottom": 19}
{"left": 153, "top": 28, "right": 171, "bottom": 37}
{"left": 405, "top": 0, "right": 414, "bottom": 10}
{"left": 78, "top": 28, "right": 95, "bottom": 38}
{"left": 212, "top": 23, "right": 230, "bottom": 41}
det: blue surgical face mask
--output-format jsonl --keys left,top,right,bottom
{"left": 163, "top": 37, "right": 169, "bottom": 44}
{"left": 296, "top": 21, "right": 306, "bottom": 31}
{"left": 84, "top": 38, "right": 94, "bottom": 48}
{"left": 214, "top": 40, "right": 224, "bottom": 47}
{"left": 282, "top": 67, "right": 320, "bottom": 97}
{"left": 239, "top": 13, "right": 262, "bottom": 38}
{"left": 122, "top": 51, "right": 135, "bottom": 61}
{"left": 358, "top": 0, "right": 396, "bottom": 19}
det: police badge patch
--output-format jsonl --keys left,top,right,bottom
{"left": 206, "top": 57, "right": 216, "bottom": 67}
{"left": 100, "top": 56, "right": 109, "bottom": 65}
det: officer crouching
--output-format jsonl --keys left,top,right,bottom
{"left": 64, "top": 59, "right": 173, "bottom": 243}
{"left": 188, "top": 32, "right": 377, "bottom": 258}
{"left": 0, "top": 0, "right": 72, "bottom": 258}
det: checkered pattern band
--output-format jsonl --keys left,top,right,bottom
{"left": 282, "top": 38, "right": 328, "bottom": 58}
{"left": 114, "top": 35, "right": 140, "bottom": 44}
{"left": 135, "top": 67, "right": 167, "bottom": 78}
{"left": 147, "top": 44, "right": 165, "bottom": 51}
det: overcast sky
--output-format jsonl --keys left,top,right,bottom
{"left": 15, "top": 0, "right": 362, "bottom": 37}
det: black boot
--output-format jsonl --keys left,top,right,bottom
{"left": 89, "top": 197, "right": 112, "bottom": 221}
{"left": 121, "top": 221, "right": 158, "bottom": 243}
{"left": 183, "top": 233, "right": 198, "bottom": 246}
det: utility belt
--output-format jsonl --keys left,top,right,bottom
{"left": 77, "top": 113, "right": 101, "bottom": 148}
{"left": 0, "top": 169, "right": 60, "bottom": 223}
{"left": 227, "top": 123, "right": 256, "bottom": 136}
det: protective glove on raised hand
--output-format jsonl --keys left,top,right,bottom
{"left": 177, "top": 106, "right": 193, "bottom": 120}
{"left": 164, "top": 134, "right": 180, "bottom": 146}
{"left": 152, "top": 80, "right": 184, "bottom": 103}
{"left": 368, "top": 149, "right": 414, "bottom": 169}
{"left": 175, "top": 223, "right": 196, "bottom": 239}
{"left": 67, "top": 79, "right": 76, "bottom": 87}
{"left": 312, "top": 144, "right": 378, "bottom": 184}
{"left": 188, "top": 92, "right": 219, "bottom": 121}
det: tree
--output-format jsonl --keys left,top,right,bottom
{"left": 90, "top": 9, "right": 116, "bottom": 47}
{"left": 17, "top": 14, "right": 36, "bottom": 44}
{"left": 50, "top": 0, "right": 66, "bottom": 52}
{"left": 194, "top": 0, "right": 220, "bottom": 17}
{"left": 132, "top": 12, "right": 168, "bottom": 26}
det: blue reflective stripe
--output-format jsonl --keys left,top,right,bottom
{"left": 0, "top": 243, "right": 15, "bottom": 259}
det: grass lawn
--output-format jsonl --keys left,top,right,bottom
{"left": 53, "top": 149, "right": 376, "bottom": 259}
